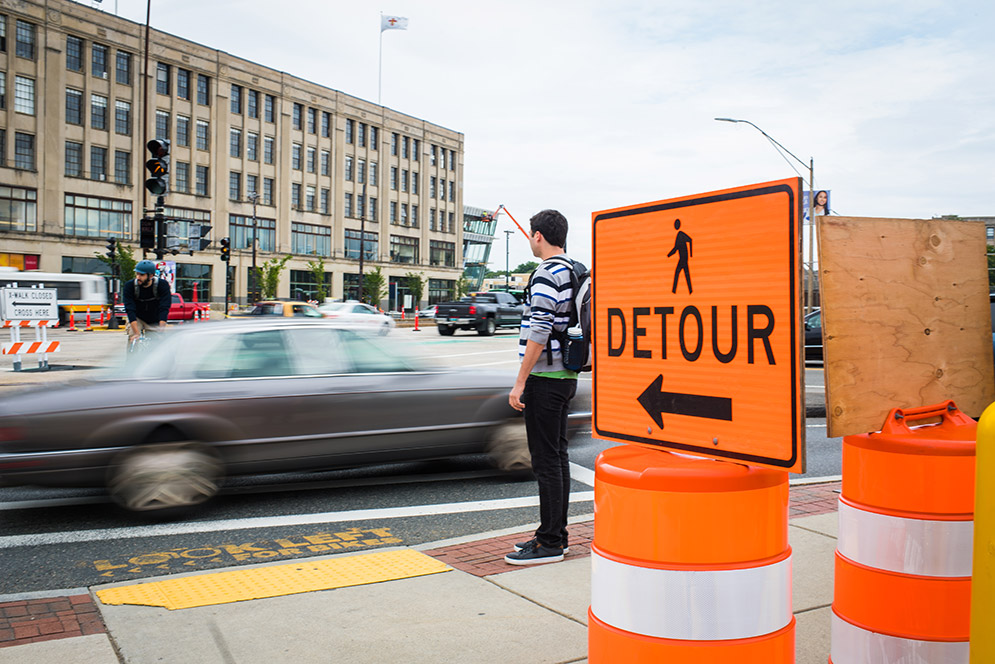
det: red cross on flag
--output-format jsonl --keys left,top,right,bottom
{"left": 381, "top": 15, "right": 409, "bottom": 32}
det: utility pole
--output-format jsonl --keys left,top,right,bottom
{"left": 504, "top": 230, "right": 514, "bottom": 292}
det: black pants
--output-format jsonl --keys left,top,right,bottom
{"left": 522, "top": 374, "right": 577, "bottom": 548}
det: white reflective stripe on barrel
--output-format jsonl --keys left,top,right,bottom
{"left": 830, "top": 611, "right": 968, "bottom": 664}
{"left": 590, "top": 550, "right": 792, "bottom": 641}
{"left": 837, "top": 499, "right": 974, "bottom": 577}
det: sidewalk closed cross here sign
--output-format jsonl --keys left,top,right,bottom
{"left": 592, "top": 178, "right": 805, "bottom": 473}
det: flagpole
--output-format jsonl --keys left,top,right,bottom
{"left": 378, "top": 13, "right": 383, "bottom": 105}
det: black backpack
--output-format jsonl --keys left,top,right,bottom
{"left": 529, "top": 256, "right": 592, "bottom": 372}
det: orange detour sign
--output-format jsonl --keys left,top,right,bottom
{"left": 593, "top": 178, "right": 805, "bottom": 473}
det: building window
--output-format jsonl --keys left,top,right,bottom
{"left": 430, "top": 240, "right": 456, "bottom": 267}
{"left": 65, "top": 141, "right": 83, "bottom": 178}
{"left": 14, "top": 132, "right": 34, "bottom": 170}
{"left": 449, "top": 180, "right": 455, "bottom": 202}
{"left": 247, "top": 132, "right": 258, "bottom": 161}
{"left": 292, "top": 183, "right": 302, "bottom": 210}
{"left": 307, "top": 107, "right": 316, "bottom": 134}
{"left": 0, "top": 129, "right": 5, "bottom": 167}
{"left": 400, "top": 203, "right": 408, "bottom": 225}
{"left": 292, "top": 103, "right": 303, "bottom": 130}
{"left": 345, "top": 119, "right": 354, "bottom": 144}
{"left": 412, "top": 139, "right": 420, "bottom": 162}
{"left": 90, "top": 146, "right": 107, "bottom": 181}
{"left": 321, "top": 111, "right": 330, "bottom": 137}
{"left": 264, "top": 94, "right": 275, "bottom": 122}
{"left": 320, "top": 188, "right": 329, "bottom": 214}
{"left": 402, "top": 136, "right": 409, "bottom": 159}
{"left": 401, "top": 169, "right": 408, "bottom": 193}
{"left": 306, "top": 185, "right": 315, "bottom": 211}
{"left": 0, "top": 186, "right": 38, "bottom": 232}
{"left": 370, "top": 127, "right": 378, "bottom": 150}
{"left": 430, "top": 145, "right": 437, "bottom": 166}
{"left": 448, "top": 211, "right": 455, "bottom": 232}
{"left": 116, "top": 51, "right": 131, "bottom": 85}
{"left": 0, "top": 75, "right": 4, "bottom": 109}
{"left": 229, "top": 171, "right": 241, "bottom": 201}
{"left": 321, "top": 150, "right": 330, "bottom": 176}
{"left": 230, "top": 128, "right": 242, "bottom": 158}
{"left": 172, "top": 262, "right": 212, "bottom": 303}
{"left": 92, "top": 44, "right": 108, "bottom": 78}
{"left": 91, "top": 95, "right": 109, "bottom": 130}
{"left": 231, "top": 84, "right": 242, "bottom": 114}
{"left": 247, "top": 90, "right": 258, "bottom": 119}
{"left": 175, "top": 162, "right": 190, "bottom": 193}
{"left": 344, "top": 230, "right": 377, "bottom": 261}
{"left": 230, "top": 214, "right": 275, "bottom": 252}
{"left": 356, "top": 195, "right": 365, "bottom": 220}
{"left": 246, "top": 174, "right": 258, "bottom": 200}
{"left": 263, "top": 178, "right": 274, "bottom": 205}
{"left": 345, "top": 156, "right": 353, "bottom": 181}
{"left": 292, "top": 143, "right": 302, "bottom": 170}
{"left": 14, "top": 76, "right": 33, "bottom": 115}
{"left": 357, "top": 159, "right": 366, "bottom": 184}
{"left": 370, "top": 162, "right": 378, "bottom": 186}
{"left": 290, "top": 269, "right": 332, "bottom": 299}
{"left": 449, "top": 150, "right": 455, "bottom": 170}
{"left": 66, "top": 88, "right": 83, "bottom": 125}
{"left": 115, "top": 100, "right": 131, "bottom": 135}
{"left": 411, "top": 205, "right": 419, "bottom": 227}
{"left": 154, "top": 109, "right": 169, "bottom": 140}
{"left": 114, "top": 150, "right": 130, "bottom": 185}
{"left": 66, "top": 35, "right": 83, "bottom": 72}
{"left": 411, "top": 172, "right": 418, "bottom": 195}
{"left": 358, "top": 123, "right": 366, "bottom": 147}
{"left": 307, "top": 147, "right": 316, "bottom": 173}
{"left": 391, "top": 133, "right": 398, "bottom": 156}
{"left": 197, "top": 74, "right": 210, "bottom": 105}
{"left": 263, "top": 136, "right": 274, "bottom": 164}
{"left": 196, "top": 120, "right": 210, "bottom": 150}
{"left": 390, "top": 166, "right": 397, "bottom": 190}
{"left": 156, "top": 62, "right": 170, "bottom": 95}
{"left": 428, "top": 278, "right": 455, "bottom": 305}
{"left": 195, "top": 165, "right": 209, "bottom": 196}
{"left": 389, "top": 201, "right": 397, "bottom": 222}
{"left": 390, "top": 235, "right": 419, "bottom": 264}
{"left": 291, "top": 223, "right": 331, "bottom": 257}
{"left": 15, "top": 20, "right": 34, "bottom": 60}
{"left": 429, "top": 208, "right": 436, "bottom": 231}
{"left": 369, "top": 197, "right": 377, "bottom": 221}
{"left": 176, "top": 115, "right": 190, "bottom": 146}
{"left": 344, "top": 193, "right": 353, "bottom": 217}
{"left": 64, "top": 194, "right": 132, "bottom": 238}
{"left": 177, "top": 68, "right": 190, "bottom": 100}
{"left": 0, "top": 16, "right": 5, "bottom": 53}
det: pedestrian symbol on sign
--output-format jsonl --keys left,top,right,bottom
{"left": 667, "top": 219, "right": 693, "bottom": 294}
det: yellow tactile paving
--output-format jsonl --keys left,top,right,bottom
{"left": 95, "top": 549, "right": 451, "bottom": 610}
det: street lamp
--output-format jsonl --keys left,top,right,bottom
{"left": 715, "top": 117, "right": 817, "bottom": 315}
{"left": 504, "top": 229, "right": 514, "bottom": 292}
{"left": 247, "top": 190, "right": 259, "bottom": 303}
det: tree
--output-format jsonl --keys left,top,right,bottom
{"left": 306, "top": 256, "right": 328, "bottom": 302}
{"left": 513, "top": 261, "right": 538, "bottom": 274}
{"left": 405, "top": 272, "right": 425, "bottom": 310}
{"left": 456, "top": 275, "right": 471, "bottom": 298}
{"left": 989, "top": 245, "right": 995, "bottom": 291}
{"left": 485, "top": 269, "right": 509, "bottom": 279}
{"left": 254, "top": 254, "right": 292, "bottom": 300}
{"left": 94, "top": 242, "right": 137, "bottom": 281}
{"left": 363, "top": 266, "right": 387, "bottom": 307}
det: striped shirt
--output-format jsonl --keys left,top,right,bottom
{"left": 519, "top": 254, "right": 577, "bottom": 376}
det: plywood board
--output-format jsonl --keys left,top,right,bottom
{"left": 818, "top": 216, "right": 994, "bottom": 437}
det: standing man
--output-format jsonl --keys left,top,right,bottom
{"left": 123, "top": 259, "right": 171, "bottom": 343}
{"left": 505, "top": 209, "right": 578, "bottom": 565}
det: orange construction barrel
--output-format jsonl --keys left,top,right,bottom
{"left": 589, "top": 445, "right": 793, "bottom": 663}
{"left": 830, "top": 400, "right": 975, "bottom": 663}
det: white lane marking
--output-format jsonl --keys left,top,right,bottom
{"left": 0, "top": 492, "right": 595, "bottom": 549}
{"left": 429, "top": 349, "right": 514, "bottom": 359}
{"left": 466, "top": 360, "right": 520, "bottom": 367}
{"left": 569, "top": 462, "right": 596, "bottom": 487}
{"left": 789, "top": 475, "right": 841, "bottom": 486}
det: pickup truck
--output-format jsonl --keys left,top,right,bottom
{"left": 435, "top": 291, "right": 524, "bottom": 336}
{"left": 168, "top": 293, "right": 209, "bottom": 321}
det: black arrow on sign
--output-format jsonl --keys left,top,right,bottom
{"left": 637, "top": 374, "right": 733, "bottom": 428}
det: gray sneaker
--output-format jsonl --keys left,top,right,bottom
{"left": 514, "top": 537, "right": 569, "bottom": 554}
{"left": 504, "top": 540, "right": 564, "bottom": 565}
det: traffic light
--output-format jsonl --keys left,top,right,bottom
{"left": 139, "top": 217, "right": 156, "bottom": 248}
{"left": 105, "top": 237, "right": 117, "bottom": 260}
{"left": 220, "top": 237, "right": 231, "bottom": 262}
{"left": 144, "top": 139, "right": 170, "bottom": 196}
{"left": 190, "top": 224, "right": 212, "bottom": 252}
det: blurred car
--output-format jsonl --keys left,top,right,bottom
{"left": 417, "top": 306, "right": 437, "bottom": 319}
{"left": 318, "top": 301, "right": 395, "bottom": 335}
{"left": 804, "top": 308, "right": 822, "bottom": 362}
{"left": 0, "top": 320, "right": 581, "bottom": 513}
{"left": 247, "top": 300, "right": 324, "bottom": 318}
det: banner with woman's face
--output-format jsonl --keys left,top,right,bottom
{"left": 802, "top": 190, "right": 831, "bottom": 220}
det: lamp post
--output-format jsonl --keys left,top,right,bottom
{"left": 247, "top": 190, "right": 258, "bottom": 303}
{"left": 715, "top": 117, "right": 817, "bottom": 315}
{"left": 504, "top": 229, "right": 514, "bottom": 292}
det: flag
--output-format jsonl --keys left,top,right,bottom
{"left": 381, "top": 15, "right": 408, "bottom": 32}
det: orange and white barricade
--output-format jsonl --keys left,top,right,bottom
{"left": 589, "top": 445, "right": 793, "bottom": 663}
{"left": 831, "top": 401, "right": 975, "bottom": 663}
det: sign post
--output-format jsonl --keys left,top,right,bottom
{"left": 593, "top": 177, "right": 805, "bottom": 473}
{"left": 1, "top": 287, "right": 60, "bottom": 371}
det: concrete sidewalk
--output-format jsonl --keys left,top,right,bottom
{"left": 0, "top": 482, "right": 840, "bottom": 664}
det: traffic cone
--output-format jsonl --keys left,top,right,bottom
{"left": 84, "top": 307, "right": 93, "bottom": 331}
{"left": 98, "top": 308, "right": 105, "bottom": 325}
{"left": 67, "top": 310, "right": 77, "bottom": 332}
{"left": 414, "top": 312, "right": 420, "bottom": 332}
{"left": 401, "top": 310, "right": 406, "bottom": 320}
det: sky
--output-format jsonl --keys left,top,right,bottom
{"left": 100, "top": 0, "right": 995, "bottom": 271}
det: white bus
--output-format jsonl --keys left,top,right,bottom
{"left": 0, "top": 268, "right": 108, "bottom": 325}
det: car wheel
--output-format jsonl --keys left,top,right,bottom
{"left": 478, "top": 318, "right": 496, "bottom": 336}
{"left": 108, "top": 442, "right": 223, "bottom": 513}
{"left": 487, "top": 420, "right": 532, "bottom": 473}
{"left": 438, "top": 324, "right": 455, "bottom": 336}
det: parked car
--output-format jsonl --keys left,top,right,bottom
{"left": 168, "top": 293, "right": 209, "bottom": 321}
{"left": 0, "top": 320, "right": 590, "bottom": 513}
{"left": 417, "top": 306, "right": 437, "bottom": 319}
{"left": 246, "top": 300, "right": 324, "bottom": 318}
{"left": 435, "top": 292, "right": 524, "bottom": 336}
{"left": 804, "top": 308, "right": 822, "bottom": 362}
{"left": 317, "top": 301, "right": 395, "bottom": 335}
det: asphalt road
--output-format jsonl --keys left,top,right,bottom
{"left": 0, "top": 324, "right": 839, "bottom": 597}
